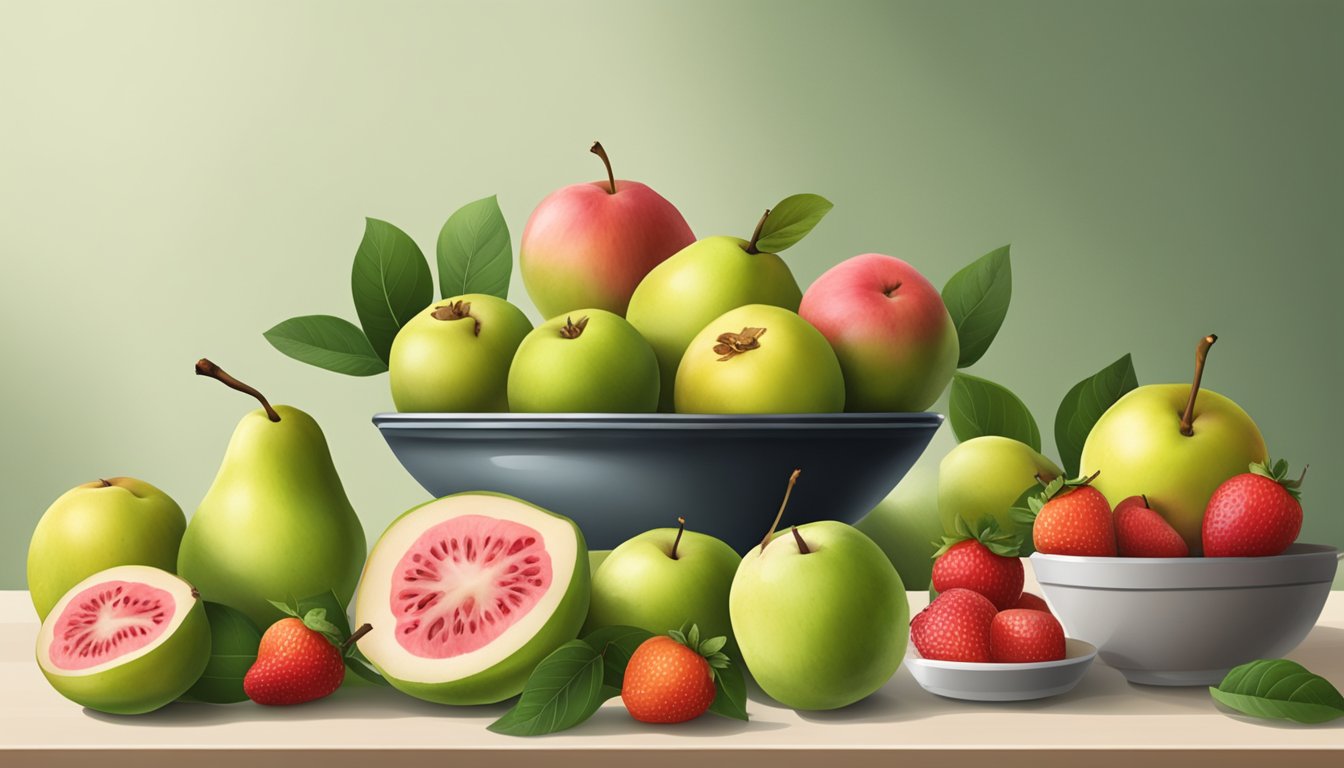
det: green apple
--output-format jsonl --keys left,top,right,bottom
{"left": 1081, "top": 335, "right": 1266, "bottom": 554}
{"left": 389, "top": 294, "right": 532, "bottom": 412}
{"left": 584, "top": 519, "right": 740, "bottom": 655}
{"left": 507, "top": 309, "right": 660, "bottom": 412}
{"left": 939, "top": 436, "right": 1062, "bottom": 538}
{"left": 27, "top": 478, "right": 186, "bottom": 621}
{"left": 674, "top": 304, "right": 844, "bottom": 413}
{"left": 856, "top": 423, "right": 955, "bottom": 589}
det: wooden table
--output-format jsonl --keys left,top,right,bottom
{"left": 3, "top": 582, "right": 1341, "bottom": 768}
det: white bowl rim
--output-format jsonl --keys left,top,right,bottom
{"left": 906, "top": 638, "right": 1097, "bottom": 671}
{"left": 1031, "top": 543, "right": 1339, "bottom": 590}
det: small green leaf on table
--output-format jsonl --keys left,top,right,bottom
{"left": 1210, "top": 659, "right": 1344, "bottom": 724}
{"left": 941, "top": 245, "right": 1012, "bottom": 368}
{"left": 180, "top": 602, "right": 261, "bottom": 704}
{"left": 752, "top": 193, "right": 833, "bottom": 254}
{"left": 949, "top": 372, "right": 1041, "bottom": 451}
{"left": 488, "top": 640, "right": 608, "bottom": 736}
{"left": 351, "top": 217, "right": 434, "bottom": 363}
{"left": 582, "top": 625, "right": 653, "bottom": 691}
{"left": 437, "top": 195, "right": 513, "bottom": 300}
{"left": 1054, "top": 353, "right": 1138, "bottom": 476}
{"left": 263, "top": 315, "right": 387, "bottom": 376}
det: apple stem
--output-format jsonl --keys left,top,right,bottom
{"left": 97, "top": 479, "right": 112, "bottom": 488}
{"left": 1179, "top": 334, "right": 1217, "bottom": 437}
{"left": 745, "top": 209, "right": 771, "bottom": 254}
{"left": 791, "top": 526, "right": 812, "bottom": 555}
{"left": 590, "top": 142, "right": 617, "bottom": 195}
{"left": 1141, "top": 494, "right": 1149, "bottom": 508}
{"left": 759, "top": 469, "right": 802, "bottom": 553}
{"left": 558, "top": 316, "right": 590, "bottom": 339}
{"left": 195, "top": 358, "right": 281, "bottom": 422}
{"left": 342, "top": 623, "right": 372, "bottom": 652}
{"left": 670, "top": 516, "right": 686, "bottom": 560}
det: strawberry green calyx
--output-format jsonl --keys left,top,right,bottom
{"left": 932, "top": 515, "right": 1022, "bottom": 559}
{"left": 1011, "top": 471, "right": 1101, "bottom": 528}
{"left": 668, "top": 622, "right": 731, "bottom": 681}
{"left": 268, "top": 599, "right": 345, "bottom": 647}
{"left": 1251, "top": 459, "right": 1308, "bottom": 501}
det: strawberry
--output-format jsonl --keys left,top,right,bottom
{"left": 621, "top": 623, "right": 728, "bottom": 724}
{"left": 1015, "top": 473, "right": 1117, "bottom": 556}
{"left": 909, "top": 588, "right": 997, "bottom": 662}
{"left": 243, "top": 605, "right": 368, "bottom": 706}
{"left": 1114, "top": 495, "right": 1189, "bottom": 557}
{"left": 1012, "top": 592, "right": 1052, "bottom": 614}
{"left": 990, "top": 608, "right": 1066, "bottom": 662}
{"left": 931, "top": 518, "right": 1024, "bottom": 609}
{"left": 1203, "top": 459, "right": 1307, "bottom": 557}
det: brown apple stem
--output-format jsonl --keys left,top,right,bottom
{"left": 195, "top": 358, "right": 281, "bottom": 422}
{"left": 1179, "top": 334, "right": 1218, "bottom": 437}
{"left": 342, "top": 623, "right": 372, "bottom": 652}
{"left": 791, "top": 526, "right": 812, "bottom": 555}
{"left": 759, "top": 469, "right": 802, "bottom": 553}
{"left": 590, "top": 141, "right": 617, "bottom": 195}
{"left": 558, "top": 316, "right": 589, "bottom": 339}
{"left": 745, "top": 209, "right": 771, "bottom": 254}
{"left": 97, "top": 479, "right": 112, "bottom": 488}
{"left": 670, "top": 516, "right": 687, "bottom": 560}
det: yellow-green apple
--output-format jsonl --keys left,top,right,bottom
{"left": 674, "top": 304, "right": 844, "bottom": 413}
{"left": 856, "top": 422, "right": 955, "bottom": 589}
{"left": 508, "top": 309, "right": 660, "bottom": 412}
{"left": 799, "top": 253, "right": 959, "bottom": 412}
{"left": 388, "top": 294, "right": 532, "bottom": 412}
{"left": 27, "top": 478, "right": 186, "bottom": 621}
{"left": 1080, "top": 335, "right": 1266, "bottom": 554}
{"left": 729, "top": 471, "right": 908, "bottom": 710}
{"left": 584, "top": 518, "right": 741, "bottom": 656}
{"left": 519, "top": 142, "right": 694, "bottom": 319}
{"left": 939, "top": 436, "right": 1062, "bottom": 537}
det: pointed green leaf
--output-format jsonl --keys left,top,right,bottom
{"left": 1210, "top": 659, "right": 1344, "bottom": 724}
{"left": 436, "top": 195, "right": 512, "bottom": 300}
{"left": 949, "top": 372, "right": 1041, "bottom": 451}
{"left": 181, "top": 602, "right": 262, "bottom": 703}
{"left": 941, "top": 245, "right": 1012, "bottom": 368}
{"left": 752, "top": 193, "right": 833, "bottom": 253}
{"left": 268, "top": 599, "right": 299, "bottom": 618}
{"left": 687, "top": 624, "right": 701, "bottom": 649}
{"left": 1054, "top": 353, "right": 1138, "bottom": 476}
{"left": 487, "top": 640, "right": 608, "bottom": 736}
{"left": 351, "top": 217, "right": 433, "bottom": 363}
{"left": 263, "top": 315, "right": 387, "bottom": 376}
{"left": 344, "top": 647, "right": 390, "bottom": 687}
{"left": 582, "top": 625, "right": 653, "bottom": 691}
{"left": 699, "top": 636, "right": 728, "bottom": 656}
{"left": 707, "top": 658, "right": 748, "bottom": 721}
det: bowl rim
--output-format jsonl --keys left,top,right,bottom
{"left": 1030, "top": 542, "right": 1339, "bottom": 565}
{"left": 373, "top": 412, "right": 945, "bottom": 431}
{"left": 1030, "top": 543, "right": 1340, "bottom": 590}
{"left": 905, "top": 639, "right": 1098, "bottom": 672}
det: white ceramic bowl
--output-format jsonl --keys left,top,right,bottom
{"left": 1032, "top": 543, "right": 1339, "bottom": 686}
{"left": 904, "top": 639, "right": 1097, "bottom": 701}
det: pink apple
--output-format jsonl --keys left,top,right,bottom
{"left": 799, "top": 254, "right": 959, "bottom": 412}
{"left": 519, "top": 143, "right": 695, "bottom": 319}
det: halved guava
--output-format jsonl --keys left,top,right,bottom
{"left": 36, "top": 564, "right": 211, "bottom": 714}
{"left": 354, "top": 492, "right": 590, "bottom": 705}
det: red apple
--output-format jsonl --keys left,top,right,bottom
{"left": 519, "top": 143, "right": 695, "bottom": 319}
{"left": 799, "top": 254, "right": 958, "bottom": 412}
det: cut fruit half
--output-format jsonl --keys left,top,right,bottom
{"left": 35, "top": 565, "right": 211, "bottom": 714}
{"left": 354, "top": 492, "right": 590, "bottom": 705}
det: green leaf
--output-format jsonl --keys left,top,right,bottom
{"left": 707, "top": 658, "right": 748, "bottom": 721}
{"left": 487, "top": 640, "right": 608, "bottom": 736}
{"left": 941, "top": 245, "right": 1012, "bottom": 368}
{"left": 752, "top": 193, "right": 833, "bottom": 253}
{"left": 344, "top": 646, "right": 390, "bottom": 687}
{"left": 351, "top": 217, "right": 434, "bottom": 363}
{"left": 263, "top": 315, "right": 387, "bottom": 376}
{"left": 582, "top": 625, "right": 653, "bottom": 691}
{"left": 949, "top": 372, "right": 1041, "bottom": 451}
{"left": 180, "top": 602, "right": 262, "bottom": 703}
{"left": 1053, "top": 353, "right": 1138, "bottom": 476}
{"left": 1210, "top": 659, "right": 1344, "bottom": 724}
{"left": 699, "top": 636, "right": 728, "bottom": 656}
{"left": 301, "top": 608, "right": 343, "bottom": 645}
{"left": 436, "top": 195, "right": 512, "bottom": 300}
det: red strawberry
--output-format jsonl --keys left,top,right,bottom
{"left": 910, "top": 588, "right": 998, "bottom": 662}
{"left": 931, "top": 518, "right": 1024, "bottom": 609}
{"left": 1012, "top": 592, "right": 1051, "bottom": 614}
{"left": 243, "top": 607, "right": 369, "bottom": 706}
{"left": 1115, "top": 495, "right": 1189, "bottom": 557}
{"left": 990, "top": 609, "right": 1066, "bottom": 662}
{"left": 1017, "top": 474, "right": 1117, "bottom": 556}
{"left": 622, "top": 624, "right": 727, "bottom": 723}
{"left": 1203, "top": 460, "right": 1306, "bottom": 557}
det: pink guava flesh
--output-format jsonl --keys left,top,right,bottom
{"left": 392, "top": 514, "right": 553, "bottom": 658}
{"left": 49, "top": 581, "right": 176, "bottom": 671}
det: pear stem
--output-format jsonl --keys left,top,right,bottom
{"left": 195, "top": 358, "right": 281, "bottom": 422}
{"left": 759, "top": 469, "right": 802, "bottom": 553}
{"left": 791, "top": 526, "right": 812, "bottom": 555}
{"left": 670, "top": 517, "right": 686, "bottom": 560}
{"left": 343, "top": 623, "right": 372, "bottom": 652}
{"left": 1179, "top": 334, "right": 1217, "bottom": 437}
{"left": 590, "top": 142, "right": 617, "bottom": 195}
{"left": 745, "top": 209, "right": 771, "bottom": 254}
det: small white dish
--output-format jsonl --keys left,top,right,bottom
{"left": 904, "top": 639, "right": 1097, "bottom": 701}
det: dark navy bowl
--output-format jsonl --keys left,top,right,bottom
{"left": 373, "top": 412, "right": 942, "bottom": 553}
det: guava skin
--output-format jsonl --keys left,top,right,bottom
{"left": 507, "top": 309, "right": 660, "bottom": 413}
{"left": 939, "top": 436, "right": 1062, "bottom": 538}
{"left": 729, "top": 521, "right": 908, "bottom": 710}
{"left": 389, "top": 294, "right": 533, "bottom": 413}
{"left": 856, "top": 423, "right": 955, "bottom": 589}
{"left": 356, "top": 492, "right": 591, "bottom": 706}
{"left": 27, "top": 477, "right": 186, "bottom": 621}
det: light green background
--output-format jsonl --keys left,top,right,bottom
{"left": 1, "top": 0, "right": 1339, "bottom": 589}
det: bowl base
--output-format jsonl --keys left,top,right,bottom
{"left": 1115, "top": 667, "right": 1228, "bottom": 687}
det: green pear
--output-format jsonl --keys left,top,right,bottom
{"left": 729, "top": 471, "right": 908, "bottom": 710}
{"left": 939, "top": 436, "right": 1062, "bottom": 538}
{"left": 178, "top": 360, "right": 367, "bottom": 628}
{"left": 588, "top": 549, "right": 611, "bottom": 574}
{"left": 584, "top": 518, "right": 740, "bottom": 656}
{"left": 1081, "top": 335, "right": 1266, "bottom": 554}
{"left": 27, "top": 477, "right": 185, "bottom": 621}
{"left": 627, "top": 211, "right": 808, "bottom": 411}
{"left": 507, "top": 310, "right": 660, "bottom": 412}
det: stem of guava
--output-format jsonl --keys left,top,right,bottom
{"left": 744, "top": 209, "right": 771, "bottom": 254}
{"left": 670, "top": 516, "right": 686, "bottom": 560}
{"left": 195, "top": 358, "right": 281, "bottom": 422}
{"left": 1179, "top": 334, "right": 1217, "bottom": 437}
{"left": 791, "top": 526, "right": 812, "bottom": 555}
{"left": 343, "top": 623, "right": 372, "bottom": 652}
{"left": 590, "top": 142, "right": 617, "bottom": 195}
{"left": 759, "top": 469, "right": 802, "bottom": 553}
